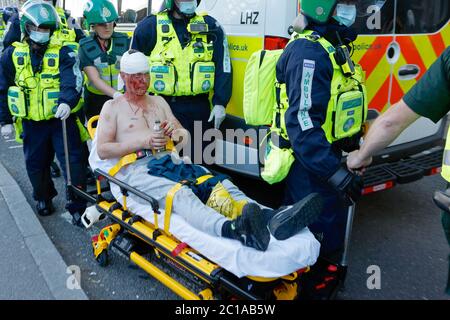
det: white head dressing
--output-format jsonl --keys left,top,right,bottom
{"left": 117, "top": 50, "right": 150, "bottom": 90}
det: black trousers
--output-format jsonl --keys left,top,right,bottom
{"left": 22, "top": 116, "right": 87, "bottom": 214}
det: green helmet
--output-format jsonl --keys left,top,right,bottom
{"left": 301, "top": 0, "right": 386, "bottom": 24}
{"left": 300, "top": 0, "right": 338, "bottom": 24}
{"left": 20, "top": 0, "right": 60, "bottom": 34}
{"left": 83, "top": 0, "right": 118, "bottom": 25}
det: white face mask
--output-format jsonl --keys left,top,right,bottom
{"left": 177, "top": 0, "right": 197, "bottom": 15}
{"left": 334, "top": 3, "right": 357, "bottom": 27}
{"left": 29, "top": 30, "right": 51, "bottom": 44}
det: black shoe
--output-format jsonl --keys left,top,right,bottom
{"left": 227, "top": 202, "right": 270, "bottom": 251}
{"left": 267, "top": 193, "right": 323, "bottom": 241}
{"left": 36, "top": 200, "right": 54, "bottom": 217}
{"left": 71, "top": 211, "right": 83, "bottom": 228}
{"left": 50, "top": 162, "right": 61, "bottom": 178}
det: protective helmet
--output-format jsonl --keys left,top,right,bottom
{"left": 20, "top": 0, "right": 60, "bottom": 35}
{"left": 300, "top": 0, "right": 385, "bottom": 24}
{"left": 83, "top": 0, "right": 118, "bottom": 25}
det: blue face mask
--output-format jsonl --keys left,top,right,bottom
{"left": 29, "top": 30, "right": 50, "bottom": 44}
{"left": 177, "top": 0, "right": 197, "bottom": 15}
{"left": 334, "top": 3, "right": 357, "bottom": 27}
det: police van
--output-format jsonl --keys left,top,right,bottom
{"left": 113, "top": 0, "right": 450, "bottom": 195}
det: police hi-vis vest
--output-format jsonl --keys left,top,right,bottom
{"left": 148, "top": 11, "right": 215, "bottom": 96}
{"left": 275, "top": 30, "right": 368, "bottom": 144}
{"left": 50, "top": 7, "right": 79, "bottom": 53}
{"left": 7, "top": 42, "right": 81, "bottom": 121}
{"left": 79, "top": 32, "right": 128, "bottom": 95}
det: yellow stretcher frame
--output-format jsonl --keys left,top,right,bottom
{"left": 83, "top": 116, "right": 308, "bottom": 300}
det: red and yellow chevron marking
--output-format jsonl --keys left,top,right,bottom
{"left": 354, "top": 22, "right": 450, "bottom": 114}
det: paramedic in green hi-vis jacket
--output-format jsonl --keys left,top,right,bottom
{"left": 348, "top": 47, "right": 450, "bottom": 295}
{"left": 275, "top": 0, "right": 386, "bottom": 264}
{"left": 79, "top": 0, "right": 130, "bottom": 120}
{"left": 131, "top": 0, "right": 232, "bottom": 157}
{"left": 0, "top": 0, "right": 87, "bottom": 225}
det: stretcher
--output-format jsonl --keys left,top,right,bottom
{"left": 63, "top": 116, "right": 351, "bottom": 300}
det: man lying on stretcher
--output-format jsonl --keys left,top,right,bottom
{"left": 95, "top": 50, "right": 323, "bottom": 251}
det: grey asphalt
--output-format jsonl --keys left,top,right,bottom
{"left": 0, "top": 161, "right": 87, "bottom": 300}
{"left": 0, "top": 135, "right": 449, "bottom": 300}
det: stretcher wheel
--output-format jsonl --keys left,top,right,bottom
{"left": 96, "top": 251, "right": 109, "bottom": 267}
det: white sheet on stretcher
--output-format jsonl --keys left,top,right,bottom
{"left": 89, "top": 138, "right": 320, "bottom": 278}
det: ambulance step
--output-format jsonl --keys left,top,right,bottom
{"left": 384, "top": 162, "right": 424, "bottom": 184}
{"left": 401, "top": 148, "right": 443, "bottom": 176}
{"left": 362, "top": 165, "right": 397, "bottom": 195}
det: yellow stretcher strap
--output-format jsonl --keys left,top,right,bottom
{"left": 108, "top": 153, "right": 138, "bottom": 177}
{"left": 87, "top": 115, "right": 99, "bottom": 139}
{"left": 164, "top": 175, "right": 214, "bottom": 235}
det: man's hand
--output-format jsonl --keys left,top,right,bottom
{"left": 208, "top": 105, "right": 226, "bottom": 129}
{"left": 347, "top": 150, "right": 372, "bottom": 174}
{"left": 55, "top": 103, "right": 71, "bottom": 121}
{"left": 1, "top": 124, "right": 14, "bottom": 139}
{"left": 146, "top": 131, "right": 168, "bottom": 150}
{"left": 161, "top": 120, "right": 175, "bottom": 138}
{"left": 113, "top": 92, "right": 123, "bottom": 99}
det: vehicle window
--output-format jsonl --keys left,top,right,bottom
{"left": 353, "top": 0, "right": 395, "bottom": 35}
{"left": 396, "top": 0, "right": 450, "bottom": 34}
{"left": 118, "top": 0, "right": 149, "bottom": 24}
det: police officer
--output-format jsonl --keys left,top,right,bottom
{"left": 131, "top": 0, "right": 232, "bottom": 155}
{"left": 276, "top": 0, "right": 385, "bottom": 262}
{"left": 1, "top": 6, "right": 20, "bottom": 51}
{"left": 48, "top": 0, "right": 85, "bottom": 49}
{"left": 0, "top": 0, "right": 86, "bottom": 225}
{"left": 79, "top": 0, "right": 130, "bottom": 120}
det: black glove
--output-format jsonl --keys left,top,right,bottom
{"left": 333, "top": 132, "right": 363, "bottom": 153}
{"left": 327, "top": 167, "right": 364, "bottom": 206}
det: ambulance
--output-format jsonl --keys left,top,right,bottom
{"left": 197, "top": 0, "right": 450, "bottom": 195}
{"left": 114, "top": 0, "right": 450, "bottom": 195}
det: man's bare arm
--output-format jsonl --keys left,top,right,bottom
{"left": 96, "top": 100, "right": 146, "bottom": 159}
{"left": 347, "top": 99, "right": 421, "bottom": 170}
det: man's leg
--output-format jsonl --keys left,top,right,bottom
{"left": 172, "top": 186, "right": 270, "bottom": 251}
{"left": 220, "top": 179, "right": 323, "bottom": 240}
{"left": 22, "top": 120, "right": 57, "bottom": 216}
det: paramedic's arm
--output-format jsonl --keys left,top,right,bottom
{"left": 97, "top": 101, "right": 147, "bottom": 159}
{"left": 206, "top": 16, "right": 232, "bottom": 107}
{"left": 0, "top": 47, "right": 16, "bottom": 125}
{"left": 84, "top": 66, "right": 118, "bottom": 98}
{"left": 130, "top": 15, "right": 157, "bottom": 55}
{"left": 347, "top": 100, "right": 420, "bottom": 171}
{"left": 58, "top": 46, "right": 83, "bottom": 108}
{"left": 279, "top": 41, "right": 341, "bottom": 179}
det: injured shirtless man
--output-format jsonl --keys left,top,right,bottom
{"left": 94, "top": 50, "right": 323, "bottom": 251}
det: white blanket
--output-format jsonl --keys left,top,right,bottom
{"left": 89, "top": 137, "right": 320, "bottom": 278}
